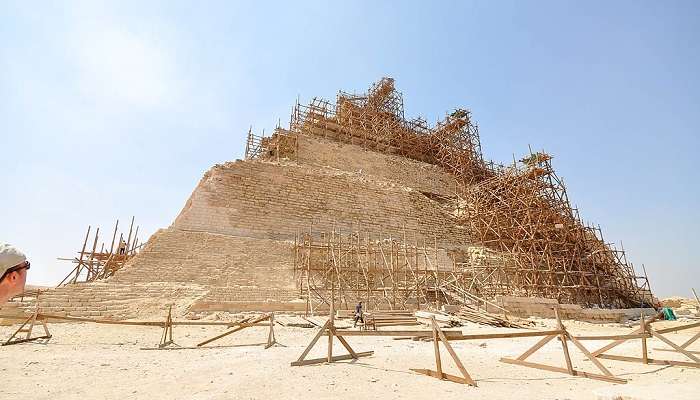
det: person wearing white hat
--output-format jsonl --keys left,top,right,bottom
{"left": 0, "top": 243, "right": 30, "bottom": 304}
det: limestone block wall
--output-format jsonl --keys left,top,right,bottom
{"left": 173, "top": 160, "right": 470, "bottom": 246}
{"left": 494, "top": 296, "right": 657, "bottom": 323}
{"left": 112, "top": 229, "right": 295, "bottom": 289}
{"left": 10, "top": 280, "right": 304, "bottom": 318}
{"left": 26, "top": 282, "right": 209, "bottom": 319}
{"left": 293, "top": 134, "right": 458, "bottom": 197}
{"left": 189, "top": 286, "right": 305, "bottom": 312}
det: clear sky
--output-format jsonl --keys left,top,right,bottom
{"left": 1, "top": 1, "right": 698, "bottom": 298}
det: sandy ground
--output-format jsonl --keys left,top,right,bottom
{"left": 1, "top": 317, "right": 699, "bottom": 400}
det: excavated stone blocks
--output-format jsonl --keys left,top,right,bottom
{"left": 495, "top": 296, "right": 654, "bottom": 323}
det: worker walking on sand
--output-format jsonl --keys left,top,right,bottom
{"left": 0, "top": 243, "right": 30, "bottom": 305}
{"left": 353, "top": 301, "right": 364, "bottom": 328}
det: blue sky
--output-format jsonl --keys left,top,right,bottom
{"left": 1, "top": 1, "right": 698, "bottom": 298}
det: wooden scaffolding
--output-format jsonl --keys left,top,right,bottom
{"left": 294, "top": 228, "right": 506, "bottom": 314}
{"left": 456, "top": 152, "right": 653, "bottom": 308}
{"left": 288, "top": 78, "right": 486, "bottom": 185}
{"left": 57, "top": 217, "right": 141, "bottom": 286}
{"left": 279, "top": 78, "right": 653, "bottom": 309}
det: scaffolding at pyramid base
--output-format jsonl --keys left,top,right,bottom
{"left": 276, "top": 78, "right": 653, "bottom": 310}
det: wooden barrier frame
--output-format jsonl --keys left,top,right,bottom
{"left": 291, "top": 305, "right": 373, "bottom": 366}
{"left": 0, "top": 312, "right": 272, "bottom": 328}
{"left": 265, "top": 312, "right": 277, "bottom": 349}
{"left": 500, "top": 309, "right": 627, "bottom": 384}
{"left": 197, "top": 313, "right": 278, "bottom": 348}
{"left": 410, "top": 316, "right": 476, "bottom": 386}
{"left": 158, "top": 305, "right": 176, "bottom": 348}
{"left": 292, "top": 309, "right": 606, "bottom": 386}
{"left": 2, "top": 307, "right": 52, "bottom": 346}
{"left": 586, "top": 313, "right": 700, "bottom": 369}
{"left": 1, "top": 309, "right": 276, "bottom": 350}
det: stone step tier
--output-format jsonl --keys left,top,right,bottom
{"left": 189, "top": 286, "right": 305, "bottom": 312}
{"left": 112, "top": 230, "right": 296, "bottom": 289}
{"left": 5, "top": 282, "right": 304, "bottom": 320}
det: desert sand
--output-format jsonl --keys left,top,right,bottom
{"left": 1, "top": 317, "right": 698, "bottom": 400}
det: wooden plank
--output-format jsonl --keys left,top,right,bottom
{"left": 517, "top": 335, "right": 556, "bottom": 361}
{"left": 680, "top": 331, "right": 700, "bottom": 349}
{"left": 328, "top": 304, "right": 334, "bottom": 363}
{"left": 197, "top": 314, "right": 268, "bottom": 347}
{"left": 265, "top": 313, "right": 276, "bottom": 349}
{"left": 409, "top": 368, "right": 472, "bottom": 385}
{"left": 574, "top": 333, "right": 650, "bottom": 341}
{"left": 567, "top": 333, "right": 614, "bottom": 377}
{"left": 653, "top": 348, "right": 700, "bottom": 355}
{"left": 591, "top": 327, "right": 645, "bottom": 357}
{"left": 276, "top": 315, "right": 314, "bottom": 328}
{"left": 433, "top": 318, "right": 476, "bottom": 386}
{"left": 649, "top": 328, "right": 700, "bottom": 363}
{"left": 640, "top": 313, "right": 648, "bottom": 364}
{"left": 591, "top": 314, "right": 660, "bottom": 357}
{"left": 295, "top": 320, "right": 331, "bottom": 363}
{"left": 0, "top": 313, "right": 267, "bottom": 327}
{"left": 290, "top": 351, "right": 374, "bottom": 367}
{"left": 432, "top": 323, "right": 442, "bottom": 378}
{"left": 196, "top": 323, "right": 250, "bottom": 347}
{"left": 333, "top": 332, "right": 358, "bottom": 359}
{"left": 374, "top": 322, "right": 420, "bottom": 327}
{"left": 655, "top": 321, "right": 700, "bottom": 334}
{"left": 500, "top": 358, "right": 627, "bottom": 384}
{"left": 597, "top": 354, "right": 700, "bottom": 368}
{"left": 453, "top": 330, "right": 564, "bottom": 341}
{"left": 1, "top": 335, "right": 51, "bottom": 346}
{"left": 141, "top": 343, "right": 267, "bottom": 351}
{"left": 560, "top": 333, "right": 574, "bottom": 375}
{"left": 189, "top": 322, "right": 268, "bottom": 327}
{"left": 322, "top": 330, "right": 463, "bottom": 337}
{"left": 322, "top": 329, "right": 560, "bottom": 340}
{"left": 555, "top": 309, "right": 574, "bottom": 375}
